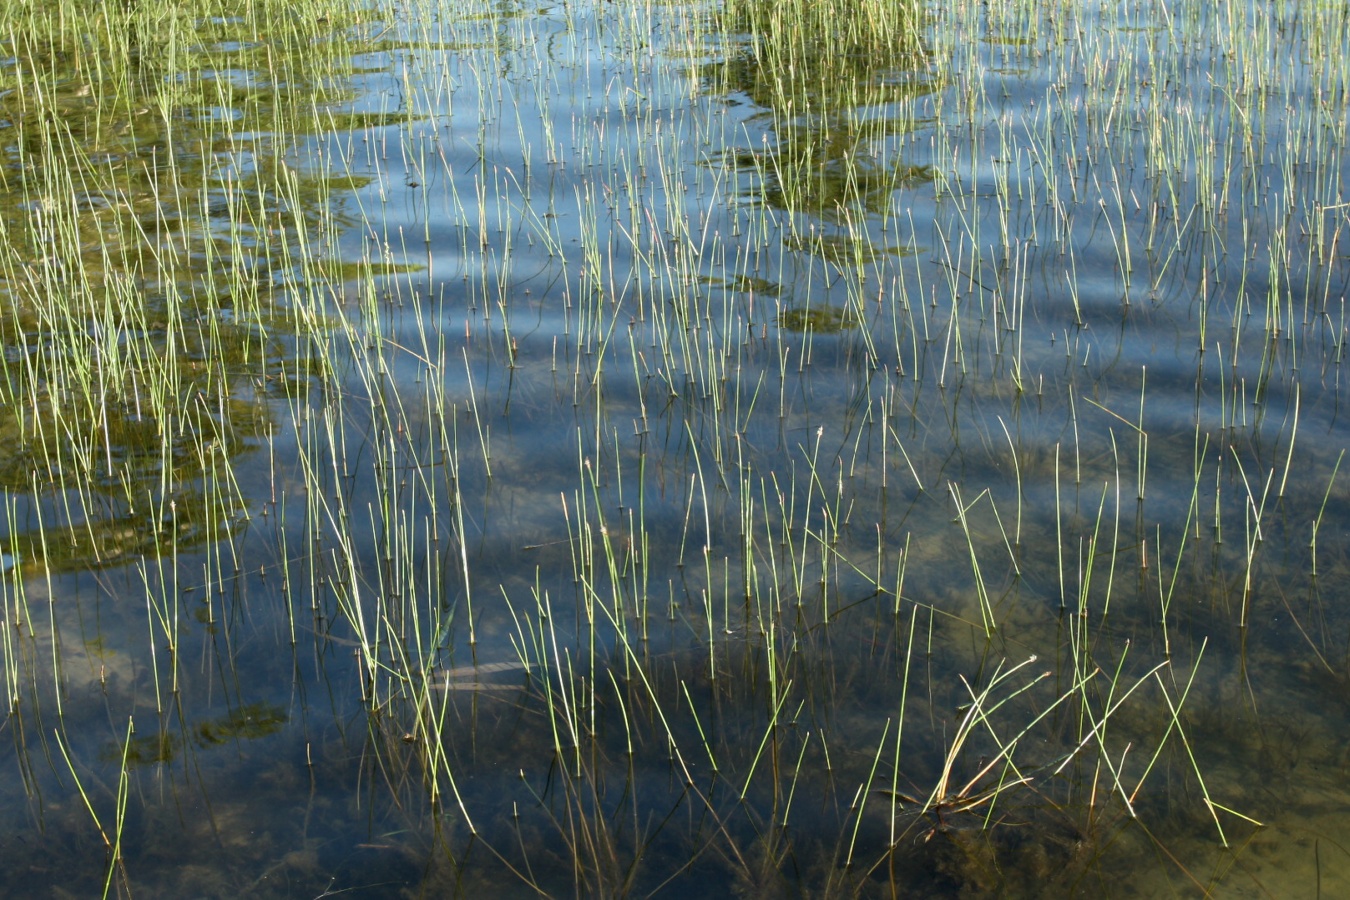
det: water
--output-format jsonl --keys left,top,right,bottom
{"left": 0, "top": 0, "right": 1348, "bottom": 895}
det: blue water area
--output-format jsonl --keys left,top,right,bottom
{"left": 1, "top": 0, "right": 1348, "bottom": 896}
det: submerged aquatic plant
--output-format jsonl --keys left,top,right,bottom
{"left": 0, "top": 0, "right": 1346, "bottom": 895}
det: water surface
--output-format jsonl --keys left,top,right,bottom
{"left": 1, "top": 0, "right": 1348, "bottom": 895}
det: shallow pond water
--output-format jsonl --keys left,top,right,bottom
{"left": 1, "top": 0, "right": 1349, "bottom": 896}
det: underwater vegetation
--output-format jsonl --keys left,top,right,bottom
{"left": 0, "top": 0, "right": 1347, "bottom": 896}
